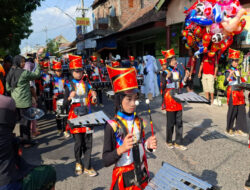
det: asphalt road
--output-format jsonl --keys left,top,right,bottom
{"left": 20, "top": 94, "right": 250, "bottom": 190}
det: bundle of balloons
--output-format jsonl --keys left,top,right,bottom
{"left": 182, "top": 0, "right": 248, "bottom": 59}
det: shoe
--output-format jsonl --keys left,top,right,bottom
{"left": 166, "top": 142, "right": 174, "bottom": 149}
{"left": 75, "top": 163, "right": 83, "bottom": 175}
{"left": 57, "top": 130, "right": 62, "bottom": 136}
{"left": 235, "top": 130, "right": 248, "bottom": 137}
{"left": 84, "top": 168, "right": 97, "bottom": 177}
{"left": 64, "top": 131, "right": 70, "bottom": 138}
{"left": 32, "top": 131, "right": 41, "bottom": 137}
{"left": 225, "top": 129, "right": 235, "bottom": 137}
{"left": 174, "top": 143, "right": 187, "bottom": 150}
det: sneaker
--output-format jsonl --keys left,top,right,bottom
{"left": 57, "top": 130, "right": 62, "bottom": 136}
{"left": 225, "top": 129, "right": 235, "bottom": 137}
{"left": 174, "top": 143, "right": 187, "bottom": 150}
{"left": 235, "top": 130, "right": 248, "bottom": 137}
{"left": 84, "top": 168, "right": 97, "bottom": 177}
{"left": 75, "top": 163, "right": 83, "bottom": 175}
{"left": 64, "top": 131, "right": 70, "bottom": 138}
{"left": 166, "top": 142, "right": 174, "bottom": 149}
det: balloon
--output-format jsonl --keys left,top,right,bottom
{"left": 212, "top": 4, "right": 224, "bottom": 23}
{"left": 217, "top": 0, "right": 234, "bottom": 6}
{"left": 211, "top": 33, "right": 224, "bottom": 43}
{"left": 193, "top": 25, "right": 205, "bottom": 38}
{"left": 220, "top": 36, "right": 233, "bottom": 52}
{"left": 190, "top": 16, "right": 213, "bottom": 26}
{"left": 187, "top": 35, "right": 195, "bottom": 47}
{"left": 208, "top": 43, "right": 221, "bottom": 57}
{"left": 232, "top": 18, "right": 246, "bottom": 35}
{"left": 221, "top": 8, "right": 247, "bottom": 33}
{"left": 182, "top": 0, "right": 246, "bottom": 58}
{"left": 210, "top": 23, "right": 223, "bottom": 34}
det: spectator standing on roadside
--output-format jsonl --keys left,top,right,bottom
{"left": 186, "top": 49, "right": 197, "bottom": 92}
{"left": 6, "top": 55, "right": 41, "bottom": 147}
{"left": 24, "top": 58, "right": 40, "bottom": 138}
{"left": 198, "top": 53, "right": 218, "bottom": 104}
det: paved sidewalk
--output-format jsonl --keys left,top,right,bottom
{"left": 17, "top": 95, "right": 250, "bottom": 190}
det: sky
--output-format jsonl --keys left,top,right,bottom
{"left": 20, "top": 0, "right": 94, "bottom": 54}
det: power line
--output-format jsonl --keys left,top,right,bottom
{"left": 32, "top": 22, "right": 73, "bottom": 33}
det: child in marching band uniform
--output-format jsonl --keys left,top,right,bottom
{"left": 64, "top": 55, "right": 98, "bottom": 176}
{"left": 224, "top": 48, "right": 248, "bottom": 137}
{"left": 41, "top": 61, "right": 53, "bottom": 114}
{"left": 159, "top": 58, "right": 168, "bottom": 110}
{"left": 103, "top": 65, "right": 157, "bottom": 190}
{"left": 51, "top": 60, "right": 67, "bottom": 136}
{"left": 90, "top": 55, "right": 104, "bottom": 107}
{"left": 161, "top": 49, "right": 189, "bottom": 150}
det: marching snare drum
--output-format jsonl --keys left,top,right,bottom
{"left": 56, "top": 99, "right": 67, "bottom": 117}
{"left": 43, "top": 87, "right": 52, "bottom": 100}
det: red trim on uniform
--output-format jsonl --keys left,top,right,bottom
{"left": 52, "top": 93, "right": 63, "bottom": 111}
{"left": 110, "top": 163, "right": 148, "bottom": 190}
{"left": 65, "top": 103, "right": 88, "bottom": 134}
{"left": 164, "top": 89, "right": 183, "bottom": 111}
{"left": 226, "top": 86, "right": 245, "bottom": 106}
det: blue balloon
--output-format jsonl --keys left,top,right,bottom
{"left": 190, "top": 17, "right": 213, "bottom": 26}
{"left": 213, "top": 4, "right": 223, "bottom": 23}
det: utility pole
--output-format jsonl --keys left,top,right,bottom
{"left": 76, "top": 0, "right": 88, "bottom": 56}
{"left": 77, "top": 0, "right": 88, "bottom": 34}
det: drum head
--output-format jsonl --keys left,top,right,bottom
{"left": 56, "top": 99, "right": 64, "bottom": 106}
{"left": 44, "top": 88, "right": 50, "bottom": 92}
{"left": 22, "top": 107, "right": 45, "bottom": 120}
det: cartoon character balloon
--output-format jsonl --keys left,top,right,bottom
{"left": 182, "top": 0, "right": 248, "bottom": 58}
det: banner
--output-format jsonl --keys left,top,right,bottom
{"left": 76, "top": 17, "right": 90, "bottom": 26}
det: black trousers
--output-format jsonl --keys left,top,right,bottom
{"left": 97, "top": 89, "right": 103, "bottom": 104}
{"left": 45, "top": 99, "right": 53, "bottom": 112}
{"left": 73, "top": 133, "right": 93, "bottom": 169}
{"left": 166, "top": 111, "right": 183, "bottom": 145}
{"left": 56, "top": 116, "right": 67, "bottom": 131}
{"left": 17, "top": 108, "right": 31, "bottom": 142}
{"left": 226, "top": 100, "right": 248, "bottom": 133}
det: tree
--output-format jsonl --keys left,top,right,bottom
{"left": 0, "top": 0, "right": 44, "bottom": 57}
{"left": 45, "top": 39, "right": 61, "bottom": 58}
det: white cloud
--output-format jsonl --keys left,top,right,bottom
{"left": 20, "top": 0, "right": 94, "bottom": 51}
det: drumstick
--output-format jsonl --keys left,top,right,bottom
{"left": 146, "top": 99, "right": 154, "bottom": 136}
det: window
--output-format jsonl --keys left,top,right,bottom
{"left": 141, "top": 0, "right": 144, "bottom": 8}
{"left": 128, "top": 0, "right": 133, "bottom": 8}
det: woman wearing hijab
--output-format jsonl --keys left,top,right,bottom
{"left": 142, "top": 55, "right": 160, "bottom": 99}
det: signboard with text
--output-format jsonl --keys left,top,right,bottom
{"left": 76, "top": 17, "right": 90, "bottom": 26}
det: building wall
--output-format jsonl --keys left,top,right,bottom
{"left": 119, "top": 0, "right": 153, "bottom": 25}
{"left": 93, "top": 0, "right": 153, "bottom": 31}
{"left": 166, "top": 0, "right": 196, "bottom": 26}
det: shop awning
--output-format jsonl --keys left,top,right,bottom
{"left": 96, "top": 37, "right": 117, "bottom": 52}
{"left": 56, "top": 47, "right": 77, "bottom": 54}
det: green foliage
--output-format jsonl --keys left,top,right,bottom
{"left": 45, "top": 39, "right": 61, "bottom": 57}
{"left": 0, "top": 0, "right": 44, "bottom": 57}
{"left": 216, "top": 75, "right": 227, "bottom": 91}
